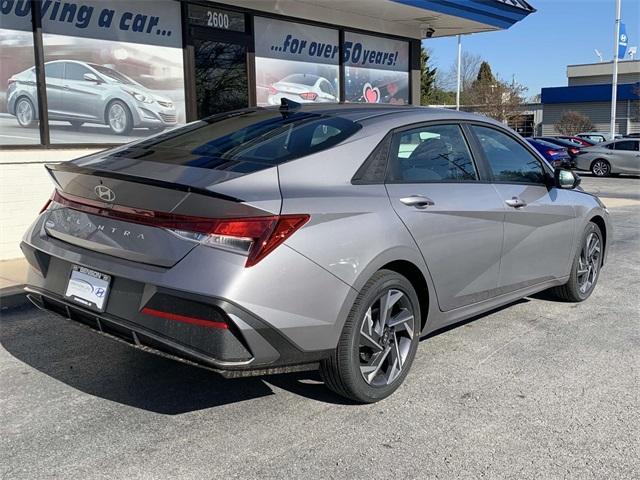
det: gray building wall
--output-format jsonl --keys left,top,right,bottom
{"left": 568, "top": 73, "right": 640, "bottom": 86}
{"left": 541, "top": 100, "right": 640, "bottom": 136}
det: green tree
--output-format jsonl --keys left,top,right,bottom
{"left": 420, "top": 46, "right": 437, "bottom": 105}
{"left": 475, "top": 61, "right": 496, "bottom": 85}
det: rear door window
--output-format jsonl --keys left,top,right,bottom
{"left": 45, "top": 63, "right": 64, "bottom": 79}
{"left": 389, "top": 124, "right": 478, "bottom": 182}
{"left": 613, "top": 140, "right": 638, "bottom": 151}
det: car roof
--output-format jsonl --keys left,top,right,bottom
{"left": 260, "top": 103, "right": 503, "bottom": 130}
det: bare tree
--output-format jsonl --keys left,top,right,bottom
{"left": 440, "top": 52, "right": 483, "bottom": 92}
{"left": 554, "top": 111, "right": 595, "bottom": 135}
{"left": 464, "top": 76, "right": 528, "bottom": 123}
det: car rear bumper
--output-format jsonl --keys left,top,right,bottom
{"left": 21, "top": 241, "right": 332, "bottom": 375}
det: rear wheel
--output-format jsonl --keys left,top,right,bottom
{"left": 106, "top": 100, "right": 133, "bottom": 135}
{"left": 320, "top": 270, "right": 420, "bottom": 403}
{"left": 591, "top": 159, "right": 610, "bottom": 177}
{"left": 550, "top": 222, "right": 603, "bottom": 302}
{"left": 15, "top": 97, "right": 35, "bottom": 128}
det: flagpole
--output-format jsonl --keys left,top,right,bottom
{"left": 610, "top": 0, "right": 622, "bottom": 140}
{"left": 456, "top": 34, "right": 461, "bottom": 111}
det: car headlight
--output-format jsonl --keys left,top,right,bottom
{"left": 125, "top": 89, "right": 154, "bottom": 104}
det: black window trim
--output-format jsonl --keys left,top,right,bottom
{"left": 464, "top": 120, "right": 554, "bottom": 187}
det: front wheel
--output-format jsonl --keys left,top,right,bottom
{"left": 550, "top": 222, "right": 603, "bottom": 302}
{"left": 106, "top": 100, "right": 133, "bottom": 135}
{"left": 320, "top": 270, "right": 421, "bottom": 403}
{"left": 591, "top": 159, "right": 611, "bottom": 177}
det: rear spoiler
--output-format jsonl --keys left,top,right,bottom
{"left": 46, "top": 162, "right": 242, "bottom": 203}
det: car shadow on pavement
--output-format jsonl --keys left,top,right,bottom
{"left": 0, "top": 306, "right": 352, "bottom": 414}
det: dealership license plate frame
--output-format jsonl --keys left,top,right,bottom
{"left": 64, "top": 265, "right": 111, "bottom": 312}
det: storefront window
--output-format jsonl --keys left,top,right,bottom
{"left": 0, "top": 3, "right": 40, "bottom": 145}
{"left": 344, "top": 32, "right": 409, "bottom": 105}
{"left": 254, "top": 17, "right": 339, "bottom": 107}
{"left": 39, "top": 0, "right": 186, "bottom": 144}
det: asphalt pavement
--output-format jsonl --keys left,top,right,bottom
{"left": 1, "top": 174, "right": 638, "bottom": 479}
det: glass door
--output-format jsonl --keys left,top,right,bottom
{"left": 186, "top": 4, "right": 251, "bottom": 119}
{"left": 193, "top": 39, "right": 248, "bottom": 118}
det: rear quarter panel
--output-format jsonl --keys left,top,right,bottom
{"left": 278, "top": 132, "right": 439, "bottom": 334}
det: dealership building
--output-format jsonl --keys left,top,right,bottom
{"left": 0, "top": 0, "right": 535, "bottom": 260}
{"left": 540, "top": 60, "right": 640, "bottom": 136}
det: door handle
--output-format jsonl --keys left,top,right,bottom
{"left": 400, "top": 195, "right": 435, "bottom": 209}
{"left": 505, "top": 197, "right": 527, "bottom": 209}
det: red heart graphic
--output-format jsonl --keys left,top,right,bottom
{"left": 363, "top": 83, "right": 380, "bottom": 103}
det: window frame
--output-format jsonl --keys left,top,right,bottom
{"left": 384, "top": 121, "right": 484, "bottom": 185}
{"left": 465, "top": 121, "right": 553, "bottom": 186}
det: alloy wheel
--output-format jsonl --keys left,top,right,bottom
{"left": 577, "top": 232, "right": 601, "bottom": 294}
{"left": 108, "top": 103, "right": 127, "bottom": 134}
{"left": 592, "top": 160, "right": 609, "bottom": 177}
{"left": 358, "top": 289, "right": 415, "bottom": 387}
{"left": 16, "top": 99, "right": 33, "bottom": 126}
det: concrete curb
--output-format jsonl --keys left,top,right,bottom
{"left": 0, "top": 285, "right": 31, "bottom": 311}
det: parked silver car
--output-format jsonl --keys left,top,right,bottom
{"left": 22, "top": 104, "right": 611, "bottom": 402}
{"left": 267, "top": 74, "right": 338, "bottom": 105}
{"left": 576, "top": 138, "right": 640, "bottom": 176}
{"left": 7, "top": 60, "right": 177, "bottom": 135}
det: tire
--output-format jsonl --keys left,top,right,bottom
{"left": 320, "top": 269, "right": 421, "bottom": 403}
{"left": 106, "top": 100, "right": 133, "bottom": 135}
{"left": 69, "top": 121, "right": 83, "bottom": 129}
{"left": 15, "top": 97, "right": 36, "bottom": 128}
{"left": 591, "top": 159, "right": 611, "bottom": 177}
{"left": 550, "top": 222, "right": 603, "bottom": 302}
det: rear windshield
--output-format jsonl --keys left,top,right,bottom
{"left": 282, "top": 74, "right": 318, "bottom": 86}
{"left": 116, "top": 109, "right": 361, "bottom": 171}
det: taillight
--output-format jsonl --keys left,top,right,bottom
{"left": 569, "top": 148, "right": 579, "bottom": 155}
{"left": 39, "top": 191, "right": 55, "bottom": 213}
{"left": 49, "top": 190, "right": 309, "bottom": 267}
{"left": 546, "top": 149, "right": 559, "bottom": 156}
{"left": 169, "top": 215, "right": 309, "bottom": 267}
{"left": 268, "top": 86, "right": 278, "bottom": 95}
{"left": 299, "top": 92, "right": 318, "bottom": 101}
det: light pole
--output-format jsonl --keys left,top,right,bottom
{"left": 456, "top": 34, "right": 462, "bottom": 110}
{"left": 610, "top": 0, "right": 622, "bottom": 140}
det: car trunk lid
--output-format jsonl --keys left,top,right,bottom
{"left": 43, "top": 151, "right": 282, "bottom": 267}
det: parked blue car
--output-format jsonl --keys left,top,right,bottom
{"left": 525, "top": 138, "right": 572, "bottom": 168}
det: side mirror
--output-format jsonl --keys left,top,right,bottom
{"left": 554, "top": 168, "right": 581, "bottom": 189}
{"left": 83, "top": 72, "right": 101, "bottom": 83}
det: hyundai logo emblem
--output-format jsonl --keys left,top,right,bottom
{"left": 94, "top": 185, "right": 116, "bottom": 203}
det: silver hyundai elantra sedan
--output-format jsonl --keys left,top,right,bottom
{"left": 7, "top": 60, "right": 177, "bottom": 135}
{"left": 22, "top": 103, "right": 611, "bottom": 403}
